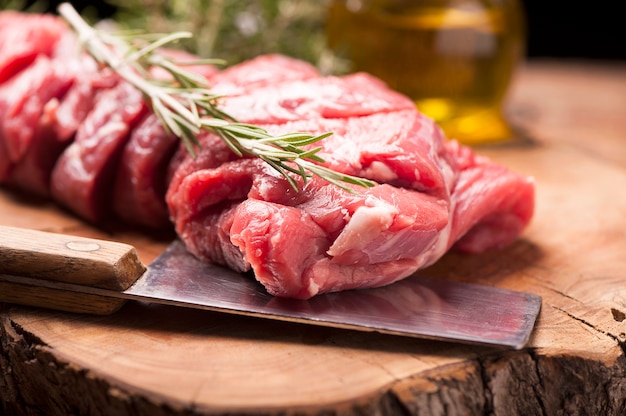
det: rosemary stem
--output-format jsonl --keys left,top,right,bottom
{"left": 59, "top": 3, "right": 200, "bottom": 129}
{"left": 57, "top": 2, "right": 376, "bottom": 193}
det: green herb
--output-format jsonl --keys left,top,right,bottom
{"left": 57, "top": 2, "right": 374, "bottom": 193}
{"left": 107, "top": 0, "right": 329, "bottom": 65}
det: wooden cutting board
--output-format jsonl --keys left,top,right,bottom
{"left": 2, "top": 61, "right": 626, "bottom": 415}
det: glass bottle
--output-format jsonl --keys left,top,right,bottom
{"left": 325, "top": 0, "right": 526, "bottom": 145}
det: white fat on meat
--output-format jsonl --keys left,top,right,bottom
{"left": 327, "top": 198, "right": 397, "bottom": 261}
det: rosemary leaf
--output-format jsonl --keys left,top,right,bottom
{"left": 127, "top": 31, "right": 193, "bottom": 62}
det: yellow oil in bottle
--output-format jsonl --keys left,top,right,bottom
{"left": 326, "top": 0, "right": 525, "bottom": 145}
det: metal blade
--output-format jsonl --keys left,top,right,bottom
{"left": 0, "top": 239, "right": 541, "bottom": 348}
{"left": 123, "top": 241, "right": 541, "bottom": 349}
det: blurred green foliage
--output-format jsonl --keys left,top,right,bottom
{"left": 111, "top": 0, "right": 330, "bottom": 67}
{"left": 1, "top": 0, "right": 331, "bottom": 67}
{"left": 0, "top": 0, "right": 45, "bottom": 12}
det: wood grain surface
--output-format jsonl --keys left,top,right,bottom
{"left": 1, "top": 60, "right": 626, "bottom": 415}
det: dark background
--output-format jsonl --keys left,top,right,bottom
{"left": 19, "top": 0, "right": 626, "bottom": 61}
{"left": 523, "top": 0, "right": 625, "bottom": 61}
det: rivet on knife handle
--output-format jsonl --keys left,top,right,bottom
{"left": 0, "top": 225, "right": 146, "bottom": 291}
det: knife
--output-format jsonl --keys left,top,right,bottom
{"left": 0, "top": 225, "right": 541, "bottom": 349}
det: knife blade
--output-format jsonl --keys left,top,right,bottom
{"left": 0, "top": 225, "right": 541, "bottom": 349}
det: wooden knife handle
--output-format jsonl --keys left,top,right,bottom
{"left": 0, "top": 225, "right": 147, "bottom": 315}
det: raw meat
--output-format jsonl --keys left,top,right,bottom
{"left": 443, "top": 140, "right": 535, "bottom": 253}
{"left": 113, "top": 113, "right": 179, "bottom": 228}
{"left": 50, "top": 80, "right": 147, "bottom": 223}
{"left": 0, "top": 12, "right": 67, "bottom": 83}
{"left": 257, "top": 110, "right": 453, "bottom": 194}
{"left": 8, "top": 98, "right": 67, "bottom": 196}
{"left": 216, "top": 72, "right": 416, "bottom": 124}
{"left": 107, "top": 54, "right": 309, "bottom": 229}
{"left": 0, "top": 10, "right": 535, "bottom": 299}
{"left": 0, "top": 55, "right": 74, "bottom": 185}
{"left": 166, "top": 73, "right": 534, "bottom": 299}
{"left": 209, "top": 54, "right": 321, "bottom": 96}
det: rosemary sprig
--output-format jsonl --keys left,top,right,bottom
{"left": 57, "top": 3, "right": 375, "bottom": 193}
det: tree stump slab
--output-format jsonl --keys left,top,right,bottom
{"left": 2, "top": 61, "right": 626, "bottom": 415}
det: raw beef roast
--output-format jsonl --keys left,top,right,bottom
{"left": 165, "top": 75, "right": 534, "bottom": 298}
{"left": 0, "top": 11, "right": 535, "bottom": 299}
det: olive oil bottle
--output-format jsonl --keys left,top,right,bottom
{"left": 326, "top": 0, "right": 526, "bottom": 144}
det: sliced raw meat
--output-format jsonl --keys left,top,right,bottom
{"left": 50, "top": 80, "right": 147, "bottom": 223}
{"left": 0, "top": 12, "right": 59, "bottom": 82}
{"left": 0, "top": 55, "right": 75, "bottom": 183}
{"left": 111, "top": 49, "right": 222, "bottom": 229}
{"left": 8, "top": 98, "right": 68, "bottom": 196}
{"left": 0, "top": 12, "right": 67, "bottom": 83}
{"left": 113, "top": 114, "right": 179, "bottom": 228}
{"left": 53, "top": 67, "right": 119, "bottom": 143}
{"left": 166, "top": 152, "right": 453, "bottom": 299}
{"left": 8, "top": 60, "right": 119, "bottom": 197}
{"left": 0, "top": 11, "right": 535, "bottom": 299}
{"left": 169, "top": 153, "right": 450, "bottom": 297}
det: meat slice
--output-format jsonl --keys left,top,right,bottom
{"left": 171, "top": 161, "right": 449, "bottom": 297}
{"left": 49, "top": 61, "right": 118, "bottom": 149}
{"left": 8, "top": 98, "right": 68, "bottom": 196}
{"left": 0, "top": 55, "right": 75, "bottom": 184}
{"left": 112, "top": 114, "right": 179, "bottom": 229}
{"left": 110, "top": 48, "right": 222, "bottom": 229}
{"left": 50, "top": 80, "right": 147, "bottom": 223}
{"left": 9, "top": 65, "right": 119, "bottom": 197}
{"left": 0, "top": 12, "right": 67, "bottom": 83}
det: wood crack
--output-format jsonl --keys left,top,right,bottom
{"left": 551, "top": 304, "right": 626, "bottom": 357}
{"left": 541, "top": 283, "right": 626, "bottom": 355}
{"left": 543, "top": 286, "right": 584, "bottom": 304}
